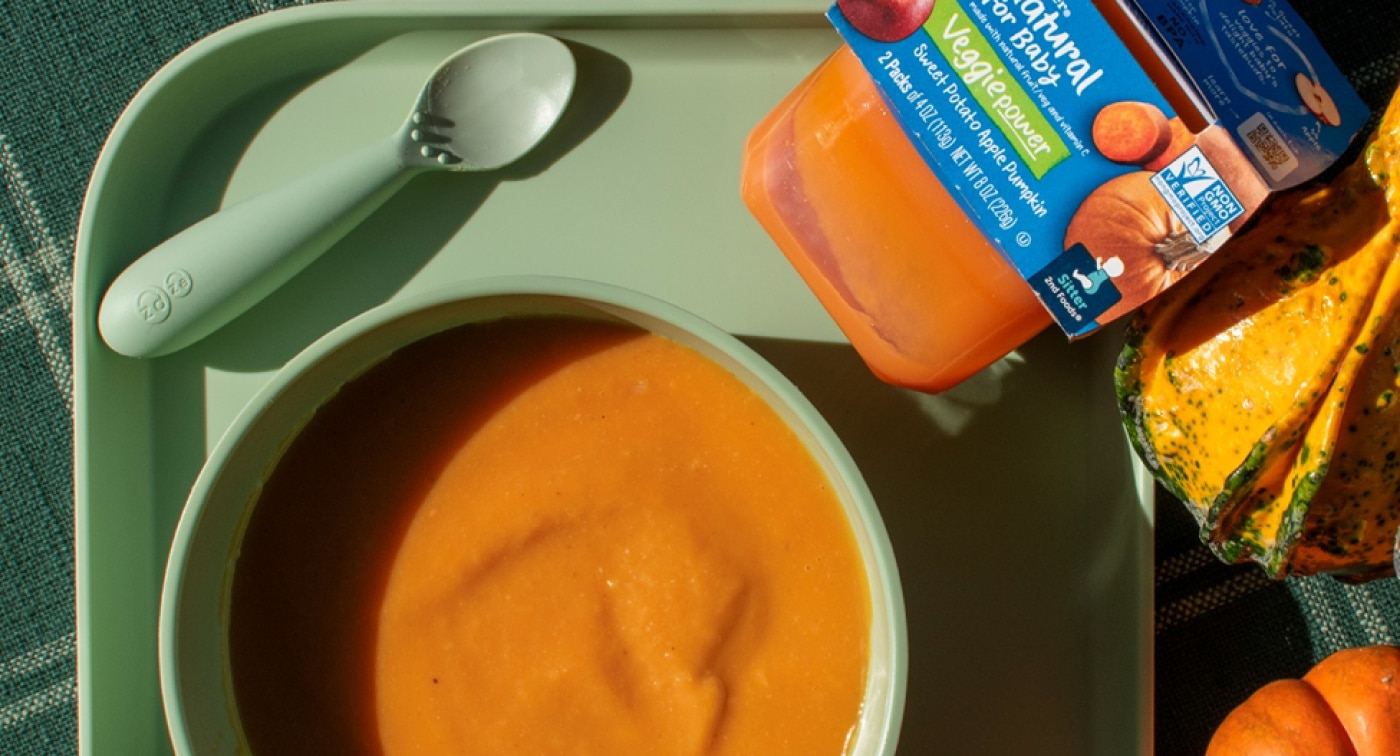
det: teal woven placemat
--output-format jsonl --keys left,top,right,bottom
{"left": 0, "top": 2, "right": 315, "bottom": 752}
{"left": 3, "top": 0, "right": 1400, "bottom": 754}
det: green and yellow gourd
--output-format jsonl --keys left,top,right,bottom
{"left": 1117, "top": 95, "right": 1400, "bottom": 580}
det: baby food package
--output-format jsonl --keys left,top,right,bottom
{"left": 741, "top": 0, "right": 1366, "bottom": 392}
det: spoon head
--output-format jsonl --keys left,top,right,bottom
{"left": 413, "top": 33, "right": 577, "bottom": 172}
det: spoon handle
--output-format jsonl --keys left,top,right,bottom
{"left": 98, "top": 135, "right": 416, "bottom": 358}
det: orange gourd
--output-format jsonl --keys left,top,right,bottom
{"left": 1207, "top": 645, "right": 1400, "bottom": 756}
{"left": 1114, "top": 91, "right": 1400, "bottom": 580}
{"left": 1206, "top": 679, "right": 1356, "bottom": 756}
{"left": 1303, "top": 646, "right": 1400, "bottom": 756}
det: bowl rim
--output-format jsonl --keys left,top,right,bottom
{"left": 157, "top": 274, "right": 908, "bottom": 754}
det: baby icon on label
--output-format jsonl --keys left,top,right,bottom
{"left": 1073, "top": 256, "right": 1125, "bottom": 295}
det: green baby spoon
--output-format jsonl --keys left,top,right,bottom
{"left": 98, "top": 32, "right": 577, "bottom": 358}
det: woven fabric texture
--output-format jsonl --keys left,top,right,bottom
{"left": 0, "top": 1, "right": 315, "bottom": 753}
{"left": 3, "top": 0, "right": 1400, "bottom": 754}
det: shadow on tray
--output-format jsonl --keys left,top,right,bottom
{"left": 745, "top": 329, "right": 1156, "bottom": 754}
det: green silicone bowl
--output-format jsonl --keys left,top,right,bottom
{"left": 157, "top": 276, "right": 907, "bottom": 755}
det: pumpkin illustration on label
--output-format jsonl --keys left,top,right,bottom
{"left": 836, "top": 0, "right": 934, "bottom": 42}
{"left": 1064, "top": 171, "right": 1203, "bottom": 325}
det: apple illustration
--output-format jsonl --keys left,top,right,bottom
{"left": 1296, "top": 72, "right": 1341, "bottom": 127}
{"left": 838, "top": 0, "right": 936, "bottom": 42}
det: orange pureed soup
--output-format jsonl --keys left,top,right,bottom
{"left": 228, "top": 316, "right": 871, "bottom": 755}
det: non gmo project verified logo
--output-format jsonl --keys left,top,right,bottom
{"left": 1150, "top": 146, "right": 1244, "bottom": 244}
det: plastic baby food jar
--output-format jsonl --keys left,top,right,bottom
{"left": 741, "top": 46, "right": 1052, "bottom": 393}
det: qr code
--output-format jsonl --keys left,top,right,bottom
{"left": 1239, "top": 113, "right": 1298, "bottom": 181}
{"left": 1246, "top": 123, "right": 1288, "bottom": 168}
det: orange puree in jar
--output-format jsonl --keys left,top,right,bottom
{"left": 228, "top": 317, "right": 871, "bottom": 756}
{"left": 741, "top": 46, "right": 1052, "bottom": 392}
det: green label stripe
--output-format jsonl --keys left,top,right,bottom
{"left": 925, "top": 1, "right": 1070, "bottom": 178}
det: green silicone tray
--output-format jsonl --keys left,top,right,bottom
{"left": 73, "top": 1, "right": 1153, "bottom": 752}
